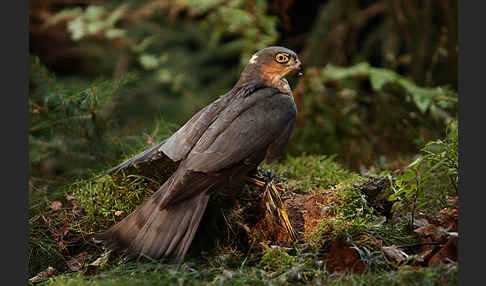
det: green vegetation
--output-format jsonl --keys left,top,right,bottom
{"left": 265, "top": 154, "right": 364, "bottom": 193}
{"left": 35, "top": 259, "right": 457, "bottom": 286}
{"left": 388, "top": 120, "right": 458, "bottom": 220}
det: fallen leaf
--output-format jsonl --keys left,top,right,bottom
{"left": 84, "top": 251, "right": 111, "bottom": 276}
{"left": 47, "top": 201, "right": 63, "bottom": 211}
{"left": 414, "top": 225, "right": 447, "bottom": 242}
{"left": 53, "top": 225, "right": 70, "bottom": 240}
{"left": 428, "top": 236, "right": 458, "bottom": 266}
{"left": 73, "top": 205, "right": 84, "bottom": 217}
{"left": 426, "top": 208, "right": 458, "bottom": 232}
{"left": 437, "top": 208, "right": 458, "bottom": 231}
{"left": 415, "top": 249, "right": 434, "bottom": 264}
{"left": 29, "top": 266, "right": 58, "bottom": 283}
{"left": 66, "top": 252, "right": 91, "bottom": 272}
{"left": 382, "top": 245, "right": 409, "bottom": 263}
{"left": 322, "top": 240, "right": 366, "bottom": 273}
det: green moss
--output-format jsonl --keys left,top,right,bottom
{"left": 73, "top": 156, "right": 178, "bottom": 233}
{"left": 40, "top": 261, "right": 457, "bottom": 286}
{"left": 259, "top": 246, "right": 298, "bottom": 273}
{"left": 264, "top": 154, "right": 365, "bottom": 193}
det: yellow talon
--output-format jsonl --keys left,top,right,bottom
{"left": 267, "top": 181, "right": 297, "bottom": 241}
{"left": 246, "top": 175, "right": 298, "bottom": 241}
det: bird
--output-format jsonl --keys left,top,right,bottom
{"left": 95, "top": 46, "right": 302, "bottom": 262}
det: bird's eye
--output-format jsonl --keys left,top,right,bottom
{"left": 275, "top": 53, "right": 290, "bottom": 64}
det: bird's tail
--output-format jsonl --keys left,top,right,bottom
{"left": 94, "top": 174, "right": 212, "bottom": 261}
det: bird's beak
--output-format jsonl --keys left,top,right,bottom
{"left": 295, "top": 59, "right": 303, "bottom": 76}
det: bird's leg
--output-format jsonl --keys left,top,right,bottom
{"left": 225, "top": 173, "right": 240, "bottom": 208}
{"left": 245, "top": 175, "right": 298, "bottom": 241}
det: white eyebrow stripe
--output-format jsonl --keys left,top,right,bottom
{"left": 249, "top": 54, "right": 258, "bottom": 64}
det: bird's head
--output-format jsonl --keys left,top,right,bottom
{"left": 238, "top": 46, "right": 302, "bottom": 94}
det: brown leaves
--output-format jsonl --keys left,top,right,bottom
{"left": 84, "top": 251, "right": 112, "bottom": 276}
{"left": 322, "top": 240, "right": 366, "bottom": 274}
{"left": 428, "top": 236, "right": 458, "bottom": 266}
{"left": 47, "top": 201, "right": 63, "bottom": 211}
{"left": 414, "top": 224, "right": 448, "bottom": 242}
{"left": 66, "top": 252, "right": 91, "bottom": 272}
{"left": 382, "top": 245, "right": 409, "bottom": 264}
{"left": 412, "top": 207, "right": 458, "bottom": 266}
{"left": 29, "top": 266, "right": 58, "bottom": 284}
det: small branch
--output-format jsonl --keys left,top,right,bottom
{"left": 396, "top": 241, "right": 444, "bottom": 248}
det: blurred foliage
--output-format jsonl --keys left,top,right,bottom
{"left": 29, "top": 55, "right": 140, "bottom": 179}
{"left": 288, "top": 63, "right": 457, "bottom": 169}
{"left": 29, "top": 0, "right": 457, "bottom": 176}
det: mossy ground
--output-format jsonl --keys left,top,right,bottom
{"left": 29, "top": 153, "right": 457, "bottom": 285}
{"left": 34, "top": 260, "right": 457, "bottom": 286}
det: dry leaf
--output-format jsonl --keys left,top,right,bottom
{"left": 65, "top": 194, "right": 75, "bottom": 201}
{"left": 322, "top": 240, "right": 366, "bottom": 273}
{"left": 84, "top": 251, "right": 111, "bottom": 276}
{"left": 66, "top": 252, "right": 91, "bottom": 272}
{"left": 414, "top": 225, "right": 447, "bottom": 242}
{"left": 428, "top": 237, "right": 458, "bottom": 266}
{"left": 382, "top": 245, "right": 409, "bottom": 263}
{"left": 29, "top": 266, "right": 58, "bottom": 283}
{"left": 47, "top": 201, "right": 63, "bottom": 211}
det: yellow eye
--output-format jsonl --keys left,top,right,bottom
{"left": 275, "top": 53, "right": 290, "bottom": 64}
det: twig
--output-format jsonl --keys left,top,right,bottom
{"left": 240, "top": 239, "right": 255, "bottom": 270}
{"left": 396, "top": 241, "right": 444, "bottom": 248}
{"left": 220, "top": 208, "right": 234, "bottom": 242}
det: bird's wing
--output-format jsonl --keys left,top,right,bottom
{"left": 104, "top": 82, "right": 267, "bottom": 175}
{"left": 184, "top": 88, "right": 297, "bottom": 173}
{"left": 104, "top": 96, "right": 231, "bottom": 175}
{"left": 264, "top": 116, "right": 296, "bottom": 163}
{"left": 104, "top": 140, "right": 168, "bottom": 175}
{"left": 159, "top": 96, "right": 231, "bottom": 162}
{"left": 160, "top": 82, "right": 266, "bottom": 162}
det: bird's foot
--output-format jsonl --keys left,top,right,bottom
{"left": 245, "top": 176, "right": 297, "bottom": 241}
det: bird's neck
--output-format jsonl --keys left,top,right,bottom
{"left": 236, "top": 65, "right": 292, "bottom": 95}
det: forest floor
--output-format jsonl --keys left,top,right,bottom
{"left": 28, "top": 154, "right": 458, "bottom": 285}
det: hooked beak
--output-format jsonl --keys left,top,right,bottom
{"left": 295, "top": 59, "right": 303, "bottom": 76}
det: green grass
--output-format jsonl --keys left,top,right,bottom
{"left": 39, "top": 261, "right": 457, "bottom": 286}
